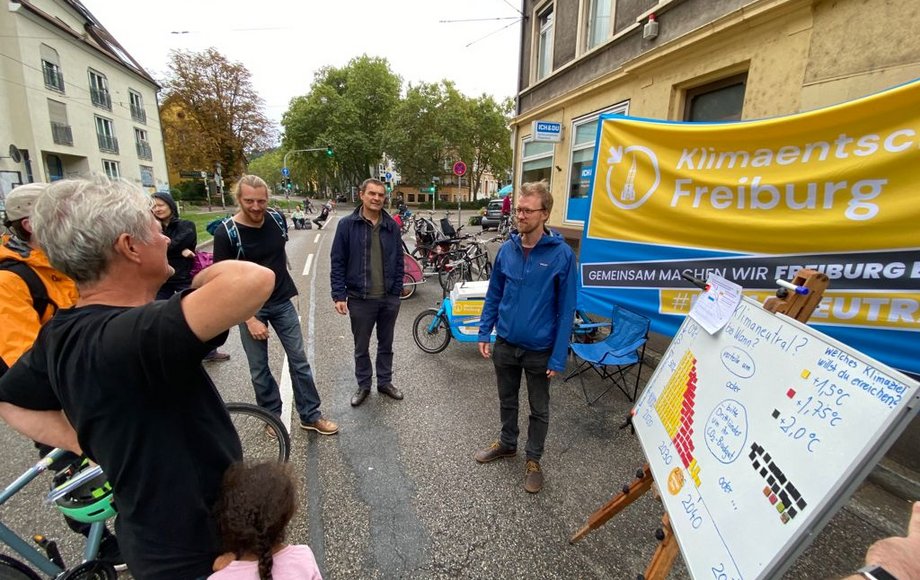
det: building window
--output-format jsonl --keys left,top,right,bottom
{"left": 47, "top": 155, "right": 64, "bottom": 181}
{"left": 95, "top": 116, "right": 118, "bottom": 153}
{"left": 47, "top": 99, "right": 73, "bottom": 146}
{"left": 585, "top": 0, "right": 613, "bottom": 50}
{"left": 135, "top": 128, "right": 152, "bottom": 160}
{"left": 40, "top": 44, "right": 64, "bottom": 92}
{"left": 684, "top": 74, "right": 748, "bottom": 122}
{"left": 102, "top": 160, "right": 120, "bottom": 179}
{"left": 565, "top": 102, "right": 629, "bottom": 223}
{"left": 88, "top": 70, "right": 111, "bottom": 110}
{"left": 521, "top": 140, "right": 554, "bottom": 186}
{"left": 535, "top": 4, "right": 554, "bottom": 81}
{"left": 140, "top": 165, "right": 155, "bottom": 187}
{"left": 568, "top": 121, "right": 599, "bottom": 200}
{"left": 129, "top": 90, "right": 146, "bottom": 124}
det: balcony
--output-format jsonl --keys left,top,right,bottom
{"left": 130, "top": 103, "right": 147, "bottom": 124}
{"left": 97, "top": 133, "right": 119, "bottom": 153}
{"left": 136, "top": 140, "right": 152, "bottom": 160}
{"left": 43, "top": 65, "right": 64, "bottom": 92}
{"left": 91, "top": 87, "right": 112, "bottom": 110}
{"left": 51, "top": 122, "right": 73, "bottom": 146}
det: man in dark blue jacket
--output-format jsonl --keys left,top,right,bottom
{"left": 330, "top": 178, "right": 405, "bottom": 407}
{"left": 475, "top": 180, "right": 577, "bottom": 494}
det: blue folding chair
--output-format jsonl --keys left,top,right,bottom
{"left": 565, "top": 305, "right": 650, "bottom": 404}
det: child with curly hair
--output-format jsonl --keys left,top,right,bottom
{"left": 209, "top": 461, "right": 322, "bottom": 580}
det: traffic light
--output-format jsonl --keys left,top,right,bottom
{"left": 325, "top": 145, "right": 334, "bottom": 157}
{"left": 285, "top": 177, "right": 292, "bottom": 191}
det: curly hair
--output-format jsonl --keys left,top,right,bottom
{"left": 214, "top": 461, "right": 298, "bottom": 580}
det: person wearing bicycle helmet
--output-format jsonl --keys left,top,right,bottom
{"left": 0, "top": 175, "right": 275, "bottom": 579}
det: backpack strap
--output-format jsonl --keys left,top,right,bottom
{"left": 221, "top": 211, "right": 287, "bottom": 260}
{"left": 0, "top": 258, "right": 57, "bottom": 319}
{"left": 266, "top": 209, "right": 288, "bottom": 241}
{"left": 221, "top": 218, "right": 244, "bottom": 259}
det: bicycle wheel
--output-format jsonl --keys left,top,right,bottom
{"left": 57, "top": 561, "right": 116, "bottom": 580}
{"left": 226, "top": 403, "right": 291, "bottom": 462}
{"left": 412, "top": 309, "right": 451, "bottom": 354}
{"left": 400, "top": 273, "right": 417, "bottom": 300}
{"left": 0, "top": 555, "right": 41, "bottom": 580}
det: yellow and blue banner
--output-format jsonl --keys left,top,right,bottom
{"left": 578, "top": 79, "right": 920, "bottom": 375}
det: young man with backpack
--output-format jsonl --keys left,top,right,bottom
{"left": 213, "top": 175, "right": 338, "bottom": 435}
{"left": 0, "top": 183, "right": 124, "bottom": 567}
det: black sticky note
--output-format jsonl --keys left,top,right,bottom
{"left": 764, "top": 453, "right": 772, "bottom": 463}
{"left": 796, "top": 498, "right": 807, "bottom": 510}
{"left": 788, "top": 507, "right": 797, "bottom": 518}
{"left": 780, "top": 491, "right": 790, "bottom": 505}
{"left": 760, "top": 468, "right": 768, "bottom": 477}
{"left": 772, "top": 409, "right": 780, "bottom": 419}
{"left": 768, "top": 475, "right": 775, "bottom": 486}
{"left": 787, "top": 483, "right": 800, "bottom": 500}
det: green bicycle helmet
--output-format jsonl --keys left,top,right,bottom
{"left": 52, "top": 465, "right": 117, "bottom": 524}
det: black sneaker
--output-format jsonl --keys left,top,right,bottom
{"left": 97, "top": 534, "right": 128, "bottom": 571}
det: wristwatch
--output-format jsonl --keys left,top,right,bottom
{"left": 857, "top": 564, "right": 898, "bottom": 580}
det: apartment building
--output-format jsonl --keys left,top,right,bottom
{"left": 0, "top": 0, "right": 168, "bottom": 200}
{"left": 512, "top": 0, "right": 920, "bottom": 247}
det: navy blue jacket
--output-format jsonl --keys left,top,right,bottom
{"left": 478, "top": 230, "right": 577, "bottom": 372}
{"left": 330, "top": 205, "right": 404, "bottom": 301}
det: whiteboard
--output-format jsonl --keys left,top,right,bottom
{"left": 633, "top": 297, "right": 919, "bottom": 579}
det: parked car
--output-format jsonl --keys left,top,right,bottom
{"left": 480, "top": 199, "right": 505, "bottom": 230}
{"left": 336, "top": 193, "right": 348, "bottom": 203}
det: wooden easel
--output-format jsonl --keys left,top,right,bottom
{"left": 569, "top": 273, "right": 830, "bottom": 579}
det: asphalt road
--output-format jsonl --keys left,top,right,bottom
{"left": 0, "top": 216, "right": 898, "bottom": 579}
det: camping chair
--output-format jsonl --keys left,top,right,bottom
{"left": 565, "top": 305, "right": 650, "bottom": 404}
{"left": 571, "top": 309, "right": 611, "bottom": 344}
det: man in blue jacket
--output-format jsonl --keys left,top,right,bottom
{"left": 331, "top": 178, "right": 405, "bottom": 407}
{"left": 475, "top": 180, "right": 577, "bottom": 493}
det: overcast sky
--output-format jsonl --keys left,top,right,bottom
{"left": 81, "top": 0, "right": 523, "bottom": 127}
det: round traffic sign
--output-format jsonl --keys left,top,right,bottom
{"left": 452, "top": 161, "right": 467, "bottom": 177}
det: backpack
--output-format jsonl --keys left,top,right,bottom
{"left": 189, "top": 251, "right": 214, "bottom": 277}
{"left": 220, "top": 209, "right": 288, "bottom": 259}
{"left": 0, "top": 259, "right": 57, "bottom": 319}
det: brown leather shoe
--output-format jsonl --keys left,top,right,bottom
{"left": 351, "top": 389, "right": 370, "bottom": 407}
{"left": 300, "top": 417, "right": 339, "bottom": 435}
{"left": 524, "top": 459, "right": 543, "bottom": 493}
{"left": 377, "top": 384, "right": 403, "bottom": 400}
{"left": 473, "top": 441, "right": 516, "bottom": 463}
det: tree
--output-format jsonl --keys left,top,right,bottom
{"left": 247, "top": 149, "right": 285, "bottom": 192}
{"left": 282, "top": 55, "right": 401, "bottom": 192}
{"left": 161, "top": 48, "right": 274, "bottom": 185}
{"left": 467, "top": 96, "right": 513, "bottom": 199}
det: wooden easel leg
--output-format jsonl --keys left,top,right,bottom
{"left": 639, "top": 514, "right": 680, "bottom": 580}
{"left": 569, "top": 465, "right": 653, "bottom": 544}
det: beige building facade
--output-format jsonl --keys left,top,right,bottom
{"left": 512, "top": 0, "right": 920, "bottom": 249}
{"left": 0, "top": 0, "right": 168, "bottom": 202}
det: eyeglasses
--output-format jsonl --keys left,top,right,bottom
{"left": 515, "top": 207, "right": 545, "bottom": 216}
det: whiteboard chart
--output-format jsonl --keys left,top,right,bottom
{"left": 633, "top": 297, "right": 919, "bottom": 579}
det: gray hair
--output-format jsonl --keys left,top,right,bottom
{"left": 519, "top": 180, "right": 553, "bottom": 214}
{"left": 31, "top": 175, "right": 156, "bottom": 284}
{"left": 232, "top": 175, "right": 269, "bottom": 202}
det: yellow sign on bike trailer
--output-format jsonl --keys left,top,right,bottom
{"left": 452, "top": 300, "right": 484, "bottom": 316}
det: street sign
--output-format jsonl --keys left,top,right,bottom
{"left": 282, "top": 167, "right": 290, "bottom": 177}
{"left": 385, "top": 172, "right": 392, "bottom": 180}
{"left": 180, "top": 171, "right": 210, "bottom": 179}
{"left": 453, "top": 161, "right": 467, "bottom": 177}
{"left": 533, "top": 120, "right": 562, "bottom": 142}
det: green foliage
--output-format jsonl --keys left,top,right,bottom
{"left": 247, "top": 149, "right": 285, "bottom": 189}
{"left": 282, "top": 55, "right": 401, "bottom": 192}
{"left": 173, "top": 180, "right": 207, "bottom": 202}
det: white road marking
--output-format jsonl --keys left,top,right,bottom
{"left": 302, "top": 254, "right": 314, "bottom": 277}
{"left": 314, "top": 234, "right": 321, "bottom": 244}
{"left": 279, "top": 350, "right": 293, "bottom": 434}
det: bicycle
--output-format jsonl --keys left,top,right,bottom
{"left": 0, "top": 404, "right": 288, "bottom": 579}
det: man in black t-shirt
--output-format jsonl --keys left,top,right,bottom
{"left": 0, "top": 176, "right": 275, "bottom": 580}
{"left": 214, "top": 175, "right": 338, "bottom": 436}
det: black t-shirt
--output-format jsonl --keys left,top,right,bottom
{"left": 0, "top": 292, "right": 241, "bottom": 580}
{"left": 212, "top": 218, "right": 296, "bottom": 306}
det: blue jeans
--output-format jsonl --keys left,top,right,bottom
{"left": 492, "top": 338, "right": 552, "bottom": 461}
{"left": 238, "top": 299, "right": 321, "bottom": 423}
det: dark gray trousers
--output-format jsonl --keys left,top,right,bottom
{"left": 348, "top": 295, "right": 401, "bottom": 390}
{"left": 492, "top": 338, "right": 552, "bottom": 461}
